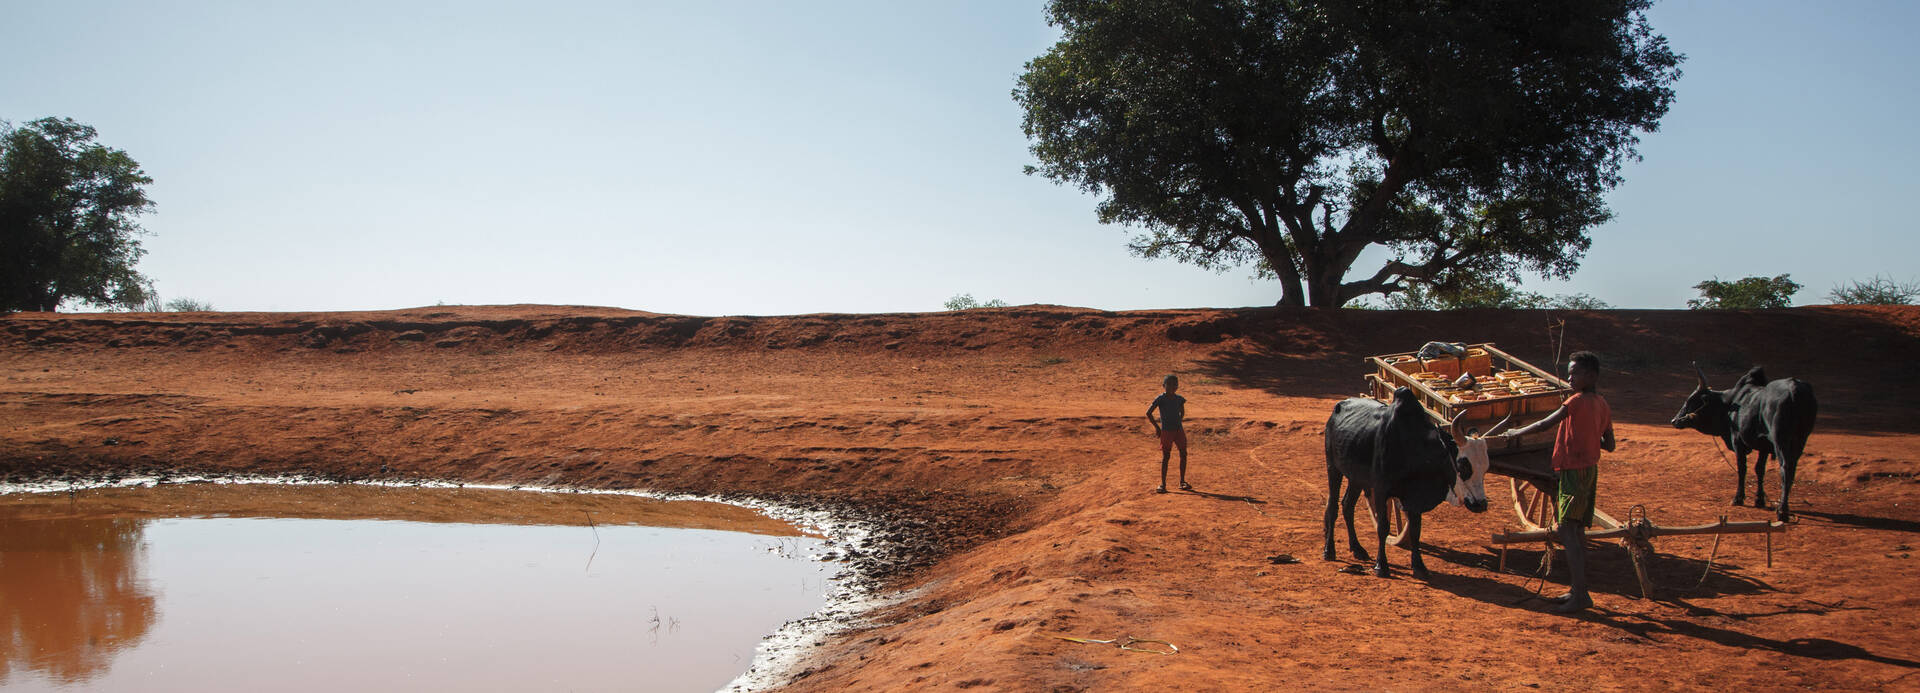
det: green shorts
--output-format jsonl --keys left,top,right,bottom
{"left": 1555, "top": 466, "right": 1598, "bottom": 528}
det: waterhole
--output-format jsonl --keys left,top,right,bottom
{"left": 0, "top": 483, "right": 837, "bottom": 692}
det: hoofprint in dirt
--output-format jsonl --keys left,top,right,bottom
{"left": 3, "top": 305, "right": 1918, "bottom": 690}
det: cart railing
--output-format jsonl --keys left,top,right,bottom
{"left": 1365, "top": 342, "right": 1569, "bottom": 484}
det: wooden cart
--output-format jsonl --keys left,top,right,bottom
{"left": 1363, "top": 343, "right": 1615, "bottom": 536}
{"left": 1361, "top": 343, "right": 1784, "bottom": 598}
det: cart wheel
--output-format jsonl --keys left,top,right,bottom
{"left": 1509, "top": 476, "right": 1556, "bottom": 533}
{"left": 1362, "top": 494, "right": 1410, "bottom": 547}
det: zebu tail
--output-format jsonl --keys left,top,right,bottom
{"left": 1777, "top": 379, "right": 1818, "bottom": 461}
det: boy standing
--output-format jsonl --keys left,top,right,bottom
{"left": 1146, "top": 375, "right": 1190, "bottom": 494}
{"left": 1505, "top": 351, "right": 1614, "bottom": 613}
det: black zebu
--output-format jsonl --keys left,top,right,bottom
{"left": 1323, "top": 387, "right": 1487, "bottom": 579}
{"left": 1671, "top": 365, "right": 1817, "bottom": 521}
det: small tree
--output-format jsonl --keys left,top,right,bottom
{"left": 1, "top": 118, "right": 156, "bottom": 311}
{"left": 1828, "top": 276, "right": 1919, "bottom": 305}
{"left": 164, "top": 298, "right": 214, "bottom": 312}
{"left": 1687, "top": 274, "right": 1801, "bottom": 309}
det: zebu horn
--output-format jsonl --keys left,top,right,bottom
{"left": 1484, "top": 412, "right": 1517, "bottom": 438}
{"left": 1694, "top": 361, "right": 1709, "bottom": 389}
{"left": 1450, "top": 410, "right": 1468, "bottom": 432}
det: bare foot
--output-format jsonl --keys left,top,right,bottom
{"left": 1552, "top": 595, "right": 1592, "bottom": 613}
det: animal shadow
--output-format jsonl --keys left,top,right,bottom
{"left": 1177, "top": 487, "right": 1266, "bottom": 504}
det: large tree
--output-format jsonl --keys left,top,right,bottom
{"left": 1016, "top": 0, "right": 1681, "bottom": 307}
{"left": 1, "top": 117, "right": 155, "bottom": 312}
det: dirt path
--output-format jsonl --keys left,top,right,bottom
{"left": 4, "top": 305, "right": 1917, "bottom": 690}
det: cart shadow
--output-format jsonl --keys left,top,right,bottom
{"left": 1419, "top": 542, "right": 1774, "bottom": 604}
{"left": 1577, "top": 607, "right": 1920, "bottom": 670}
{"left": 1417, "top": 543, "right": 1919, "bottom": 672}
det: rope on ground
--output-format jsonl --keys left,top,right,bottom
{"left": 1688, "top": 515, "right": 1728, "bottom": 592}
{"left": 1510, "top": 532, "right": 1559, "bottom": 605}
{"left": 1046, "top": 634, "right": 1179, "bottom": 655}
{"left": 1511, "top": 504, "right": 1560, "bottom": 604}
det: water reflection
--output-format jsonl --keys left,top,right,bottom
{"left": 0, "top": 515, "right": 157, "bottom": 685}
{"left": 0, "top": 484, "right": 832, "bottom": 692}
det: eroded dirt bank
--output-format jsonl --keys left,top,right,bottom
{"left": 4, "top": 305, "right": 1918, "bottom": 690}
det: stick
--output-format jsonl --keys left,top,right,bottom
{"left": 583, "top": 510, "right": 601, "bottom": 572}
{"left": 1491, "top": 518, "right": 1784, "bottom": 544}
{"left": 1690, "top": 520, "right": 1725, "bottom": 592}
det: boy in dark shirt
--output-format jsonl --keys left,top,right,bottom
{"left": 1146, "top": 374, "right": 1190, "bottom": 494}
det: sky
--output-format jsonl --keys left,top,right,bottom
{"left": 3, "top": 1, "right": 1914, "bottom": 315}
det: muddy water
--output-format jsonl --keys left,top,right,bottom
{"left": 0, "top": 484, "right": 835, "bottom": 692}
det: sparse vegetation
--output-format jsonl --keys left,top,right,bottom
{"left": 1828, "top": 276, "right": 1919, "bottom": 305}
{"left": 944, "top": 294, "right": 1008, "bottom": 311}
{"left": 1688, "top": 274, "right": 1800, "bottom": 310}
{"left": 165, "top": 298, "right": 214, "bottom": 312}
{"left": 1360, "top": 281, "right": 1612, "bottom": 310}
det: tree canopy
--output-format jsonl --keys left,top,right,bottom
{"left": 1, "top": 117, "right": 155, "bottom": 312}
{"left": 1688, "top": 274, "right": 1800, "bottom": 310}
{"left": 1015, "top": 0, "right": 1682, "bottom": 307}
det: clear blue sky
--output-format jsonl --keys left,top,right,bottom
{"left": 4, "top": 1, "right": 1913, "bottom": 314}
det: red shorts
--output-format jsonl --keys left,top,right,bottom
{"left": 1158, "top": 428, "right": 1188, "bottom": 453}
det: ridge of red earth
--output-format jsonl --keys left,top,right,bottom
{"left": 4, "top": 304, "right": 1917, "bottom": 690}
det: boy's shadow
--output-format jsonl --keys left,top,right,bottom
{"left": 1177, "top": 487, "right": 1267, "bottom": 504}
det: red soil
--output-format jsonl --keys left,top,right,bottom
{"left": 4, "top": 304, "right": 1918, "bottom": 690}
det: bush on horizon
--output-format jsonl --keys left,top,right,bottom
{"left": 1688, "top": 274, "right": 1800, "bottom": 310}
{"left": 1828, "top": 276, "right": 1918, "bottom": 305}
{"left": 944, "top": 294, "right": 1008, "bottom": 311}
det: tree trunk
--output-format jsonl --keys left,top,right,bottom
{"left": 1276, "top": 281, "right": 1305, "bottom": 308}
{"left": 1259, "top": 243, "right": 1307, "bottom": 308}
{"left": 1303, "top": 254, "right": 1357, "bottom": 308}
{"left": 1305, "top": 276, "right": 1336, "bottom": 308}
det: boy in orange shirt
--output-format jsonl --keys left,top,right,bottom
{"left": 1506, "top": 351, "right": 1614, "bottom": 613}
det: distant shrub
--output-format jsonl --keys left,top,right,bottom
{"left": 1828, "top": 276, "right": 1919, "bottom": 305}
{"left": 164, "top": 298, "right": 214, "bottom": 312}
{"left": 944, "top": 294, "right": 1007, "bottom": 311}
{"left": 1688, "top": 274, "right": 1800, "bottom": 309}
